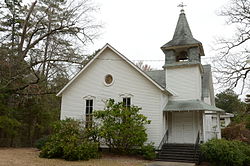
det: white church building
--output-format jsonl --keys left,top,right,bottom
{"left": 57, "top": 9, "right": 223, "bottom": 157}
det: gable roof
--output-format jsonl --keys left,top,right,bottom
{"left": 56, "top": 43, "right": 175, "bottom": 96}
{"left": 145, "top": 70, "right": 166, "bottom": 88}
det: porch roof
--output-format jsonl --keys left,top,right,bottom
{"left": 164, "top": 100, "right": 224, "bottom": 112}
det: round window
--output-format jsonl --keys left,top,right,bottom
{"left": 105, "top": 74, "right": 113, "bottom": 85}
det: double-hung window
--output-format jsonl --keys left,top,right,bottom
{"left": 85, "top": 99, "right": 93, "bottom": 128}
{"left": 123, "top": 97, "right": 131, "bottom": 107}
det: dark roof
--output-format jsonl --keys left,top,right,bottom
{"left": 145, "top": 70, "right": 166, "bottom": 88}
{"left": 164, "top": 100, "right": 224, "bottom": 112}
{"left": 161, "top": 12, "right": 202, "bottom": 49}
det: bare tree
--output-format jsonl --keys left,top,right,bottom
{"left": 0, "top": 0, "right": 102, "bottom": 147}
{"left": 213, "top": 52, "right": 250, "bottom": 93}
{"left": 0, "top": 0, "right": 101, "bottom": 95}
{"left": 135, "top": 61, "right": 154, "bottom": 71}
{"left": 213, "top": 0, "right": 250, "bottom": 93}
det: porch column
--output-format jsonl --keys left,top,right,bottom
{"left": 202, "top": 111, "right": 206, "bottom": 142}
{"left": 217, "top": 112, "right": 221, "bottom": 139}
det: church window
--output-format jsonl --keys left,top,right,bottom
{"left": 85, "top": 99, "right": 93, "bottom": 128}
{"left": 104, "top": 74, "right": 113, "bottom": 86}
{"left": 123, "top": 97, "right": 131, "bottom": 107}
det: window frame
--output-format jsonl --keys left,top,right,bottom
{"left": 104, "top": 74, "right": 114, "bottom": 86}
{"left": 85, "top": 99, "right": 93, "bottom": 128}
{"left": 123, "top": 97, "right": 131, "bottom": 107}
{"left": 83, "top": 95, "right": 95, "bottom": 128}
{"left": 85, "top": 99, "right": 93, "bottom": 115}
{"left": 119, "top": 93, "right": 133, "bottom": 108}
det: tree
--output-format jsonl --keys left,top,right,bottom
{"left": 213, "top": 0, "right": 250, "bottom": 92}
{"left": 1, "top": 0, "right": 23, "bottom": 49}
{"left": 0, "top": 0, "right": 101, "bottom": 147}
{"left": 245, "top": 94, "right": 250, "bottom": 113}
{"left": 0, "top": 0, "right": 100, "bottom": 95}
{"left": 215, "top": 89, "right": 246, "bottom": 114}
{"left": 94, "top": 99, "right": 151, "bottom": 153}
{"left": 135, "top": 61, "right": 154, "bottom": 71}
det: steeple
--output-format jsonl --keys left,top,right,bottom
{"left": 161, "top": 9, "right": 205, "bottom": 67}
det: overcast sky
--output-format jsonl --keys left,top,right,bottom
{"left": 23, "top": 0, "right": 243, "bottom": 94}
{"left": 87, "top": 0, "right": 231, "bottom": 69}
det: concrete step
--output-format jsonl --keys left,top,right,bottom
{"left": 157, "top": 143, "right": 200, "bottom": 164}
{"left": 160, "top": 153, "right": 195, "bottom": 156}
{"left": 155, "top": 158, "right": 197, "bottom": 163}
{"left": 161, "top": 148, "right": 198, "bottom": 152}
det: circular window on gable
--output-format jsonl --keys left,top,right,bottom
{"left": 104, "top": 74, "right": 114, "bottom": 86}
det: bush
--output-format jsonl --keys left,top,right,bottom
{"left": 84, "top": 123, "right": 100, "bottom": 143}
{"left": 40, "top": 140, "right": 63, "bottom": 158}
{"left": 246, "top": 115, "right": 250, "bottom": 130}
{"left": 201, "top": 139, "right": 250, "bottom": 166}
{"left": 94, "top": 99, "right": 150, "bottom": 153}
{"left": 35, "top": 136, "right": 50, "bottom": 150}
{"left": 63, "top": 141, "right": 99, "bottom": 161}
{"left": 40, "top": 118, "right": 99, "bottom": 161}
{"left": 140, "top": 143, "right": 156, "bottom": 160}
{"left": 222, "top": 123, "right": 250, "bottom": 143}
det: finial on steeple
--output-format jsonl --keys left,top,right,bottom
{"left": 177, "top": 2, "right": 186, "bottom": 13}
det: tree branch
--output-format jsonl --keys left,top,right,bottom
{"left": 18, "top": 0, "right": 37, "bottom": 58}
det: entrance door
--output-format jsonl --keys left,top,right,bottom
{"left": 172, "top": 112, "right": 195, "bottom": 143}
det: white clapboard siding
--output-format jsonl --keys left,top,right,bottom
{"left": 166, "top": 66, "right": 202, "bottom": 100}
{"left": 61, "top": 47, "right": 168, "bottom": 146}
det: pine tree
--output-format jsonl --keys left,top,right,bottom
{"left": 0, "top": 0, "right": 100, "bottom": 146}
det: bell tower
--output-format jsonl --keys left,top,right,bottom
{"left": 162, "top": 9, "right": 205, "bottom": 100}
{"left": 161, "top": 9, "right": 204, "bottom": 67}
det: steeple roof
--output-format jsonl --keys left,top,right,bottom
{"left": 161, "top": 10, "right": 203, "bottom": 51}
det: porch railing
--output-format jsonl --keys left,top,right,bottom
{"left": 157, "top": 129, "right": 168, "bottom": 151}
{"left": 194, "top": 131, "right": 200, "bottom": 164}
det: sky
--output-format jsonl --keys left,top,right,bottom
{"left": 86, "top": 0, "right": 231, "bottom": 69}
{"left": 22, "top": 0, "right": 246, "bottom": 96}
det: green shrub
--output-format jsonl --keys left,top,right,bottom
{"left": 40, "top": 118, "right": 99, "bottom": 161}
{"left": 39, "top": 140, "right": 63, "bottom": 158}
{"left": 94, "top": 99, "right": 150, "bottom": 153}
{"left": 35, "top": 136, "right": 50, "bottom": 150}
{"left": 201, "top": 139, "right": 250, "bottom": 166}
{"left": 241, "top": 144, "right": 250, "bottom": 166}
{"left": 63, "top": 141, "right": 99, "bottom": 161}
{"left": 140, "top": 143, "right": 156, "bottom": 160}
{"left": 246, "top": 115, "right": 250, "bottom": 130}
{"left": 222, "top": 123, "right": 250, "bottom": 143}
{"left": 84, "top": 123, "right": 100, "bottom": 143}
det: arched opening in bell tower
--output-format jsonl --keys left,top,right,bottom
{"left": 176, "top": 50, "right": 188, "bottom": 62}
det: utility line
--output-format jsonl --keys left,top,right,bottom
{"left": 94, "top": 57, "right": 219, "bottom": 62}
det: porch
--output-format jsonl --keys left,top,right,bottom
{"left": 162, "top": 99, "right": 223, "bottom": 144}
{"left": 156, "top": 100, "right": 223, "bottom": 163}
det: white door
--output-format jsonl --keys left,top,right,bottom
{"left": 172, "top": 112, "right": 195, "bottom": 143}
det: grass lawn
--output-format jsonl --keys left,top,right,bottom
{"left": 0, "top": 148, "right": 150, "bottom": 166}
